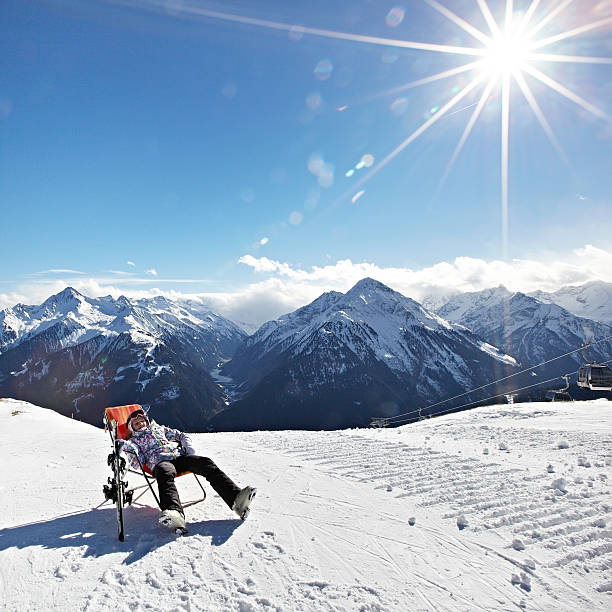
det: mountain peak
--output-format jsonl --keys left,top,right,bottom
{"left": 57, "top": 286, "right": 83, "bottom": 300}
{"left": 348, "top": 277, "right": 390, "bottom": 294}
{"left": 41, "top": 287, "right": 85, "bottom": 312}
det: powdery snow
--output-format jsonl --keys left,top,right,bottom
{"left": 1, "top": 397, "right": 610, "bottom": 611}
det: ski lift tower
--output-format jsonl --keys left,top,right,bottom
{"left": 370, "top": 417, "right": 390, "bottom": 429}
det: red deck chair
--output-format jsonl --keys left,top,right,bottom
{"left": 103, "top": 404, "right": 206, "bottom": 509}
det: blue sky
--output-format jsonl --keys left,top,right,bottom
{"left": 1, "top": 0, "right": 611, "bottom": 324}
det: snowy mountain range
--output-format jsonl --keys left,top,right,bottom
{"left": 529, "top": 280, "right": 612, "bottom": 324}
{"left": 436, "top": 286, "right": 612, "bottom": 387}
{"left": 1, "top": 279, "right": 610, "bottom": 432}
{"left": 0, "top": 288, "right": 246, "bottom": 430}
{"left": 212, "top": 278, "right": 519, "bottom": 430}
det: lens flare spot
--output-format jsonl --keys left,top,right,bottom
{"left": 306, "top": 92, "right": 323, "bottom": 110}
{"left": 289, "top": 211, "right": 303, "bottom": 225}
{"left": 390, "top": 97, "right": 409, "bottom": 116}
{"left": 288, "top": 25, "right": 305, "bottom": 41}
{"left": 259, "top": 237, "right": 269, "bottom": 245}
{"left": 345, "top": 169, "right": 355, "bottom": 177}
{"left": 385, "top": 7, "right": 405, "bottom": 28}
{"left": 430, "top": 105, "right": 440, "bottom": 115}
{"left": 361, "top": 154, "right": 374, "bottom": 168}
{"left": 308, "top": 153, "right": 334, "bottom": 188}
{"left": 314, "top": 59, "right": 334, "bottom": 81}
{"left": 318, "top": 167, "right": 334, "bottom": 188}
{"left": 351, "top": 190, "right": 365, "bottom": 203}
{"left": 307, "top": 153, "right": 324, "bottom": 176}
{"left": 337, "top": 105, "right": 348, "bottom": 112}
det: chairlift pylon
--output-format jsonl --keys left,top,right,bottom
{"left": 370, "top": 417, "right": 390, "bottom": 428}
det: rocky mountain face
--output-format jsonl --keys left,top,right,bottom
{"left": 0, "top": 288, "right": 247, "bottom": 430}
{"left": 211, "top": 279, "right": 519, "bottom": 431}
{"left": 436, "top": 287, "right": 612, "bottom": 389}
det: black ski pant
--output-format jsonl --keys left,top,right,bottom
{"left": 154, "top": 455, "right": 241, "bottom": 514}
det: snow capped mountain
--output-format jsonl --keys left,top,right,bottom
{"left": 0, "top": 288, "right": 247, "bottom": 430}
{"left": 529, "top": 280, "right": 612, "bottom": 324}
{"left": 214, "top": 278, "right": 518, "bottom": 430}
{"left": 0, "top": 288, "right": 244, "bottom": 356}
{"left": 437, "top": 288, "right": 612, "bottom": 386}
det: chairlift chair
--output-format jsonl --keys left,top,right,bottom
{"left": 102, "top": 404, "right": 206, "bottom": 539}
{"left": 546, "top": 374, "right": 573, "bottom": 402}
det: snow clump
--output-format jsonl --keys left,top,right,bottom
{"left": 511, "top": 572, "right": 532, "bottom": 592}
{"left": 557, "top": 440, "right": 570, "bottom": 449}
{"left": 551, "top": 478, "right": 568, "bottom": 494}
{"left": 457, "top": 514, "right": 469, "bottom": 530}
{"left": 512, "top": 539, "right": 526, "bottom": 551}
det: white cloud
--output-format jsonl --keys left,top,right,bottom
{"left": 0, "top": 291, "right": 30, "bottom": 310}
{"left": 28, "top": 269, "right": 86, "bottom": 276}
{"left": 108, "top": 270, "right": 137, "bottom": 276}
{"left": 2, "top": 244, "right": 611, "bottom": 330}
{"left": 232, "top": 244, "right": 612, "bottom": 325}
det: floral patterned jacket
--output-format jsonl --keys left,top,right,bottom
{"left": 121, "top": 423, "right": 194, "bottom": 472}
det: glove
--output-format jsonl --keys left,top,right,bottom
{"left": 181, "top": 436, "right": 196, "bottom": 455}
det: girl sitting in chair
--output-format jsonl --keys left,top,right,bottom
{"left": 119, "top": 407, "right": 256, "bottom": 531}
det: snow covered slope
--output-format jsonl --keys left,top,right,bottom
{"left": 2, "top": 397, "right": 610, "bottom": 611}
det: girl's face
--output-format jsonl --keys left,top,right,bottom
{"left": 131, "top": 415, "right": 148, "bottom": 431}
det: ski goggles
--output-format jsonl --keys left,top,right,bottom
{"left": 127, "top": 408, "right": 147, "bottom": 428}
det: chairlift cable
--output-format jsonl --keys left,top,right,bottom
{"left": 386, "top": 357, "right": 612, "bottom": 427}
{"left": 377, "top": 333, "right": 612, "bottom": 426}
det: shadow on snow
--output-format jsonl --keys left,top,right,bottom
{"left": 0, "top": 504, "right": 243, "bottom": 564}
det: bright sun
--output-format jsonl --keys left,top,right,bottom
{"left": 483, "top": 31, "right": 530, "bottom": 76}
{"left": 156, "top": 0, "right": 612, "bottom": 258}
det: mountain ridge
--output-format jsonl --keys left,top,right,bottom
{"left": 214, "top": 278, "right": 519, "bottom": 430}
{"left": 0, "top": 288, "right": 247, "bottom": 430}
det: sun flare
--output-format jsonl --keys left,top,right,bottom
{"left": 483, "top": 30, "right": 530, "bottom": 76}
{"left": 135, "top": 0, "right": 612, "bottom": 258}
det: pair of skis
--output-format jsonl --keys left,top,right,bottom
{"left": 102, "top": 421, "right": 133, "bottom": 541}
